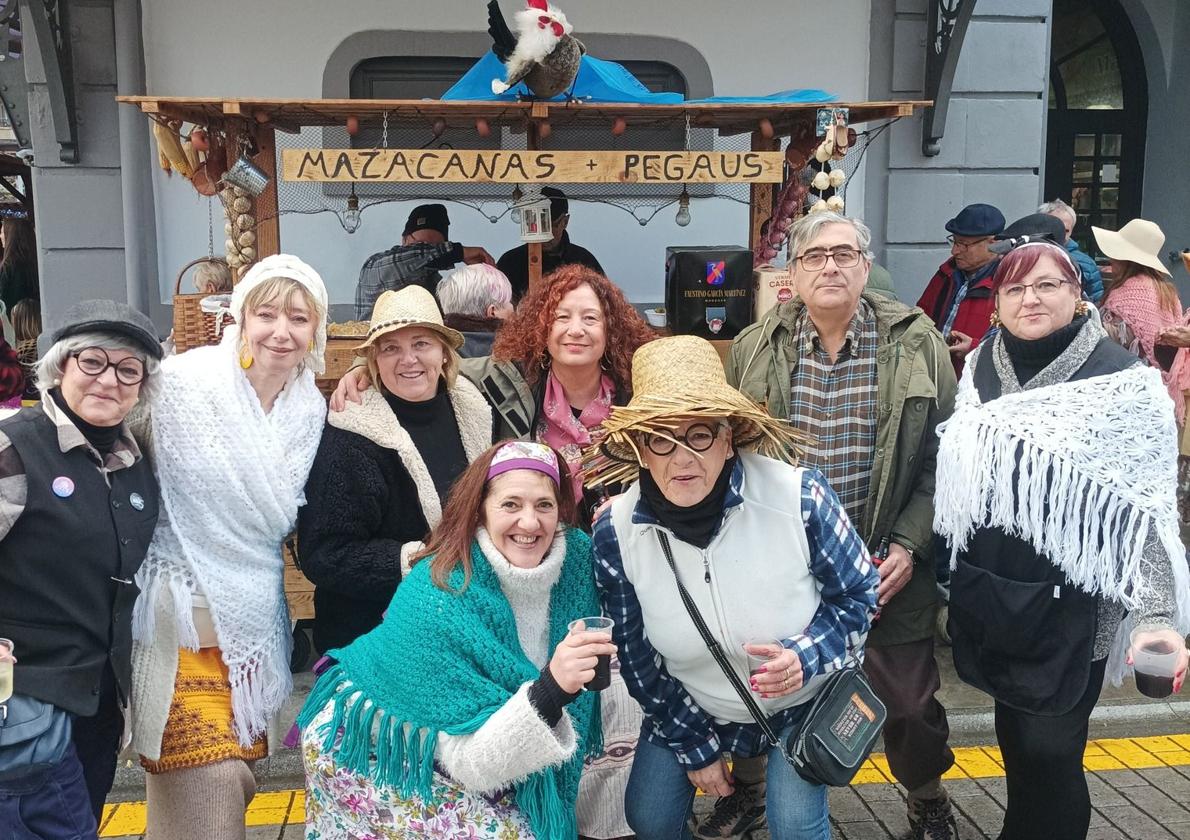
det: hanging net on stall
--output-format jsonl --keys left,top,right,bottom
{"left": 268, "top": 111, "right": 899, "bottom": 233}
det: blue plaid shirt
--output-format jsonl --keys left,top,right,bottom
{"left": 592, "top": 461, "right": 877, "bottom": 770}
{"left": 354, "top": 241, "right": 462, "bottom": 318}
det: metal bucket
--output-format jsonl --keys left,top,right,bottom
{"left": 222, "top": 156, "right": 269, "bottom": 197}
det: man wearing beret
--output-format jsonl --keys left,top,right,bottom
{"left": 354, "top": 203, "right": 495, "bottom": 319}
{"left": 916, "top": 203, "right": 1005, "bottom": 376}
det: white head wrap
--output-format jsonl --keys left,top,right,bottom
{"left": 224, "top": 254, "right": 330, "bottom": 374}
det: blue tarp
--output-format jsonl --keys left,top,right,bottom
{"left": 441, "top": 51, "right": 836, "bottom": 106}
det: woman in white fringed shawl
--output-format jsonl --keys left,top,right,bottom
{"left": 130, "top": 254, "right": 329, "bottom": 840}
{"left": 935, "top": 241, "right": 1190, "bottom": 840}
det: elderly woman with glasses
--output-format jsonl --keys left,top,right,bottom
{"left": 935, "top": 241, "right": 1190, "bottom": 840}
{"left": 589, "top": 335, "right": 877, "bottom": 840}
{"left": 0, "top": 301, "right": 163, "bottom": 836}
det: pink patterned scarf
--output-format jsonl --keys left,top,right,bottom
{"left": 1102, "top": 274, "right": 1190, "bottom": 423}
{"left": 535, "top": 369, "right": 615, "bottom": 500}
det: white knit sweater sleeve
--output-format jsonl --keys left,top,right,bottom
{"left": 435, "top": 682, "right": 577, "bottom": 794}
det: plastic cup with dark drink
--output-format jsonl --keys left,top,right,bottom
{"left": 743, "top": 638, "right": 783, "bottom": 687}
{"left": 569, "top": 617, "right": 615, "bottom": 691}
{"left": 1131, "top": 629, "right": 1182, "bottom": 699}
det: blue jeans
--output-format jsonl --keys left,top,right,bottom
{"left": 0, "top": 743, "right": 98, "bottom": 839}
{"left": 625, "top": 723, "right": 829, "bottom": 840}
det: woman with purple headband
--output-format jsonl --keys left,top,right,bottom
{"left": 297, "top": 440, "right": 612, "bottom": 840}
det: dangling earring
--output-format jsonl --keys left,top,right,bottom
{"left": 239, "top": 343, "right": 254, "bottom": 370}
{"left": 540, "top": 352, "right": 551, "bottom": 372}
{"left": 1075, "top": 300, "right": 1090, "bottom": 317}
{"left": 599, "top": 356, "right": 611, "bottom": 372}
{"left": 989, "top": 310, "right": 1002, "bottom": 328}
{"left": 308, "top": 339, "right": 315, "bottom": 352}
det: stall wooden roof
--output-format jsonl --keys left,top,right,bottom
{"left": 117, "top": 96, "right": 929, "bottom": 137}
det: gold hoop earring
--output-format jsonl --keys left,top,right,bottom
{"left": 989, "top": 310, "right": 1002, "bottom": 328}
{"left": 239, "top": 344, "right": 254, "bottom": 370}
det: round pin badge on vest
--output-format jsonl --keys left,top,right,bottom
{"left": 129, "top": 492, "right": 145, "bottom": 511}
{"left": 52, "top": 476, "right": 75, "bottom": 498}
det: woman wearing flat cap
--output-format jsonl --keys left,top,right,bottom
{"left": 131, "top": 254, "right": 330, "bottom": 840}
{"left": 0, "top": 300, "right": 163, "bottom": 836}
{"left": 589, "top": 335, "right": 878, "bottom": 840}
{"left": 299, "top": 284, "right": 492, "bottom": 653}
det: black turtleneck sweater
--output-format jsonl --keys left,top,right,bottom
{"left": 999, "top": 315, "right": 1089, "bottom": 386}
{"left": 385, "top": 382, "right": 468, "bottom": 503}
{"left": 49, "top": 387, "right": 123, "bottom": 454}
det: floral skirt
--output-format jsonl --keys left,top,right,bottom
{"left": 302, "top": 698, "right": 536, "bottom": 839}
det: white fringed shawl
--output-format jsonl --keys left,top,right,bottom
{"left": 133, "top": 339, "right": 326, "bottom": 746}
{"left": 934, "top": 354, "right": 1190, "bottom": 683}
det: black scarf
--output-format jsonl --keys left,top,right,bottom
{"left": 49, "top": 387, "right": 123, "bottom": 454}
{"left": 639, "top": 455, "right": 737, "bottom": 549}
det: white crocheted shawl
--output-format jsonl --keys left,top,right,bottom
{"left": 934, "top": 348, "right": 1190, "bottom": 684}
{"left": 133, "top": 339, "right": 326, "bottom": 745}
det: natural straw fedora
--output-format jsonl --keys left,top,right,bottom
{"left": 1091, "top": 218, "right": 1171, "bottom": 277}
{"left": 357, "top": 285, "right": 464, "bottom": 351}
{"left": 586, "top": 335, "right": 809, "bottom": 486}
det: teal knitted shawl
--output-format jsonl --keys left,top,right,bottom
{"left": 297, "top": 529, "right": 602, "bottom": 840}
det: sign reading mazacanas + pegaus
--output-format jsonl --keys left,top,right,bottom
{"left": 280, "top": 149, "right": 784, "bottom": 184}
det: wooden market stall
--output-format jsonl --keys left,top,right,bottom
{"left": 118, "top": 93, "right": 927, "bottom": 642}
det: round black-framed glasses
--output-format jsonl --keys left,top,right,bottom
{"left": 70, "top": 347, "right": 146, "bottom": 386}
{"left": 642, "top": 422, "right": 722, "bottom": 456}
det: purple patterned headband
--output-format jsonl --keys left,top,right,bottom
{"left": 487, "top": 441, "right": 561, "bottom": 485}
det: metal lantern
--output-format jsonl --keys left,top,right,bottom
{"left": 514, "top": 189, "right": 553, "bottom": 243}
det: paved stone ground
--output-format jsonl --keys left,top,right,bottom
{"left": 101, "top": 631, "right": 1190, "bottom": 838}
{"left": 100, "top": 765, "right": 1190, "bottom": 839}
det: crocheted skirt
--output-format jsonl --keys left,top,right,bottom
{"left": 140, "top": 647, "right": 267, "bottom": 774}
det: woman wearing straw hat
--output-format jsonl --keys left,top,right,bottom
{"left": 298, "top": 285, "right": 492, "bottom": 653}
{"left": 590, "top": 335, "right": 878, "bottom": 840}
{"left": 130, "top": 254, "right": 330, "bottom": 840}
{"left": 1095, "top": 219, "right": 1190, "bottom": 417}
{"left": 935, "top": 241, "right": 1190, "bottom": 840}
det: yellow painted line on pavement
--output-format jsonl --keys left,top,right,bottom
{"left": 97, "top": 735, "right": 1190, "bottom": 837}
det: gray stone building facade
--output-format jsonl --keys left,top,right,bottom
{"left": 14, "top": 0, "right": 1190, "bottom": 328}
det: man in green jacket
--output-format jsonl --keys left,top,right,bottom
{"left": 719, "top": 213, "right": 959, "bottom": 840}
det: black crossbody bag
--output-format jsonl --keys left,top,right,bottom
{"left": 656, "top": 531, "right": 886, "bottom": 787}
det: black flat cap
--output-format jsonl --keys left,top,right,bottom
{"left": 52, "top": 300, "right": 164, "bottom": 360}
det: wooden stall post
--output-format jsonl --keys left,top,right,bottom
{"left": 253, "top": 124, "right": 281, "bottom": 263}
{"left": 749, "top": 130, "right": 780, "bottom": 254}
{"left": 526, "top": 105, "right": 548, "bottom": 296}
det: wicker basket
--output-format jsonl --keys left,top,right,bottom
{"left": 173, "top": 257, "right": 233, "bottom": 353}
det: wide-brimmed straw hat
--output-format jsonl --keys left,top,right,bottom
{"left": 586, "top": 335, "right": 809, "bottom": 486}
{"left": 357, "top": 285, "right": 464, "bottom": 351}
{"left": 1092, "top": 218, "right": 1170, "bottom": 277}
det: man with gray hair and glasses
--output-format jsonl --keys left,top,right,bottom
{"left": 721, "top": 212, "right": 959, "bottom": 840}
{"left": 1039, "top": 198, "right": 1104, "bottom": 302}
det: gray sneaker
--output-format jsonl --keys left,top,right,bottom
{"left": 694, "top": 779, "right": 766, "bottom": 839}
{"left": 906, "top": 793, "right": 958, "bottom": 840}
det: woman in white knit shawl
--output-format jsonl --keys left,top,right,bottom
{"left": 130, "top": 254, "right": 329, "bottom": 840}
{"left": 935, "top": 241, "right": 1190, "bottom": 840}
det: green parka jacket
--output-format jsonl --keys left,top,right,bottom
{"left": 724, "top": 292, "right": 958, "bottom": 645}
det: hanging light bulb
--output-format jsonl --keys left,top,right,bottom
{"left": 510, "top": 186, "right": 524, "bottom": 224}
{"left": 674, "top": 187, "right": 692, "bottom": 227}
{"left": 343, "top": 184, "right": 361, "bottom": 234}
